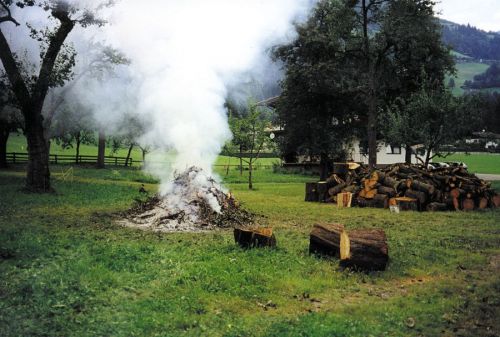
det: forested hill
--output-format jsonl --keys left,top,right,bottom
{"left": 441, "top": 19, "right": 500, "bottom": 60}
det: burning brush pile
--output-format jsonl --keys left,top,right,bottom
{"left": 120, "top": 167, "right": 255, "bottom": 232}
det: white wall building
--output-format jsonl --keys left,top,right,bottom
{"left": 347, "top": 140, "right": 429, "bottom": 165}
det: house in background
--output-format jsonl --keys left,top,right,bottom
{"left": 347, "top": 140, "right": 429, "bottom": 165}
{"left": 257, "top": 97, "right": 429, "bottom": 166}
{"left": 465, "top": 131, "right": 500, "bottom": 150}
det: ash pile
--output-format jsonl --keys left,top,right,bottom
{"left": 306, "top": 163, "right": 500, "bottom": 211}
{"left": 120, "top": 167, "right": 255, "bottom": 232}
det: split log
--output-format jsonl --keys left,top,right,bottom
{"left": 377, "top": 186, "right": 396, "bottom": 198}
{"left": 404, "top": 189, "right": 428, "bottom": 210}
{"left": 426, "top": 202, "right": 449, "bottom": 212}
{"left": 339, "top": 229, "right": 389, "bottom": 271}
{"left": 382, "top": 176, "right": 403, "bottom": 190}
{"left": 309, "top": 223, "right": 344, "bottom": 257}
{"left": 328, "top": 183, "right": 347, "bottom": 197}
{"left": 357, "top": 194, "right": 388, "bottom": 209}
{"left": 359, "top": 188, "right": 377, "bottom": 199}
{"left": 406, "top": 179, "right": 435, "bottom": 195}
{"left": 390, "top": 197, "right": 418, "bottom": 211}
{"left": 337, "top": 192, "right": 353, "bottom": 208}
{"left": 305, "top": 182, "right": 318, "bottom": 202}
{"left": 234, "top": 228, "right": 276, "bottom": 248}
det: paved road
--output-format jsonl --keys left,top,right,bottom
{"left": 477, "top": 174, "right": 500, "bottom": 181}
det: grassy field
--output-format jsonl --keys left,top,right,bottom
{"left": 0, "top": 165, "right": 499, "bottom": 337}
{"left": 6, "top": 133, "right": 280, "bottom": 168}
{"left": 436, "top": 153, "right": 500, "bottom": 175}
{"left": 450, "top": 62, "right": 489, "bottom": 96}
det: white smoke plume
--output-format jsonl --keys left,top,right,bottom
{"left": 97, "top": 0, "right": 315, "bottom": 195}
{"left": 3, "top": 0, "right": 316, "bottom": 199}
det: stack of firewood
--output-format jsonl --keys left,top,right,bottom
{"left": 305, "top": 163, "right": 500, "bottom": 211}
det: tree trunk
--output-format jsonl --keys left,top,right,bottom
{"left": 305, "top": 182, "right": 319, "bottom": 202}
{"left": 75, "top": 132, "right": 81, "bottom": 164}
{"left": 25, "top": 118, "right": 51, "bottom": 192}
{"left": 239, "top": 145, "right": 243, "bottom": 176}
{"left": 319, "top": 153, "right": 329, "bottom": 181}
{"left": 405, "top": 144, "right": 412, "bottom": 164}
{"left": 0, "top": 128, "right": 9, "bottom": 169}
{"left": 309, "top": 223, "right": 345, "bottom": 258}
{"left": 248, "top": 161, "right": 253, "bottom": 189}
{"left": 97, "top": 130, "right": 106, "bottom": 169}
{"left": 125, "top": 143, "right": 134, "bottom": 167}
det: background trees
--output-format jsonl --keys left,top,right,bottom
{"left": 227, "top": 101, "right": 274, "bottom": 189}
{"left": 274, "top": 0, "right": 454, "bottom": 167}
{"left": 381, "top": 83, "right": 482, "bottom": 166}
{"left": 0, "top": 0, "right": 109, "bottom": 191}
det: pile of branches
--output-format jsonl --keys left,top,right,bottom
{"left": 309, "top": 163, "right": 500, "bottom": 211}
{"left": 120, "top": 167, "right": 256, "bottom": 232}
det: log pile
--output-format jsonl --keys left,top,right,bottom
{"left": 306, "top": 163, "right": 499, "bottom": 211}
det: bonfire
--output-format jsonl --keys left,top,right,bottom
{"left": 119, "top": 166, "right": 255, "bottom": 232}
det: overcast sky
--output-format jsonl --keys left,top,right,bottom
{"left": 437, "top": 0, "right": 500, "bottom": 32}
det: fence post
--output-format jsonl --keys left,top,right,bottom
{"left": 115, "top": 157, "right": 118, "bottom": 166}
{"left": 13, "top": 153, "right": 16, "bottom": 164}
{"left": 55, "top": 155, "right": 58, "bottom": 165}
{"left": 130, "top": 158, "right": 133, "bottom": 167}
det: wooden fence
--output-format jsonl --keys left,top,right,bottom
{"left": 5, "top": 152, "right": 279, "bottom": 169}
{"left": 6, "top": 153, "right": 135, "bottom": 167}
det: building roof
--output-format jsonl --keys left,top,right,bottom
{"left": 256, "top": 96, "right": 280, "bottom": 108}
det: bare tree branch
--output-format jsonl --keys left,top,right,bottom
{"left": 0, "top": 1, "right": 20, "bottom": 26}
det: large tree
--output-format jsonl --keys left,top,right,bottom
{"left": 381, "top": 83, "right": 482, "bottom": 166}
{"left": 274, "top": 0, "right": 453, "bottom": 168}
{"left": 0, "top": 0, "right": 108, "bottom": 191}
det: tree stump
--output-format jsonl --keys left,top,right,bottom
{"left": 305, "top": 182, "right": 319, "bottom": 202}
{"left": 234, "top": 227, "right": 276, "bottom": 248}
{"left": 340, "top": 229, "right": 389, "bottom": 271}
{"left": 309, "top": 223, "right": 344, "bottom": 257}
{"left": 317, "top": 182, "right": 328, "bottom": 202}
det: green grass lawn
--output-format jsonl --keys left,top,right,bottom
{"left": 436, "top": 153, "right": 500, "bottom": 174}
{"left": 0, "top": 165, "right": 499, "bottom": 336}
{"left": 449, "top": 62, "right": 489, "bottom": 96}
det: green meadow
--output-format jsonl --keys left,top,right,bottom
{"left": 0, "top": 164, "right": 499, "bottom": 337}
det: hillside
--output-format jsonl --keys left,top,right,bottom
{"left": 441, "top": 19, "right": 500, "bottom": 61}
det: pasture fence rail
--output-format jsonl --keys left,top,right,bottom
{"left": 5, "top": 152, "right": 280, "bottom": 170}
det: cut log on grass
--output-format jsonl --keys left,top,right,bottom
{"left": 339, "top": 229, "right": 389, "bottom": 271}
{"left": 357, "top": 194, "right": 388, "bottom": 209}
{"left": 426, "top": 202, "right": 449, "bottom": 212}
{"left": 390, "top": 197, "right": 418, "bottom": 211}
{"left": 317, "top": 182, "right": 328, "bottom": 202}
{"left": 234, "top": 228, "right": 276, "bottom": 248}
{"left": 305, "top": 182, "right": 319, "bottom": 202}
{"left": 309, "top": 223, "right": 344, "bottom": 257}
{"left": 337, "top": 192, "right": 353, "bottom": 208}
